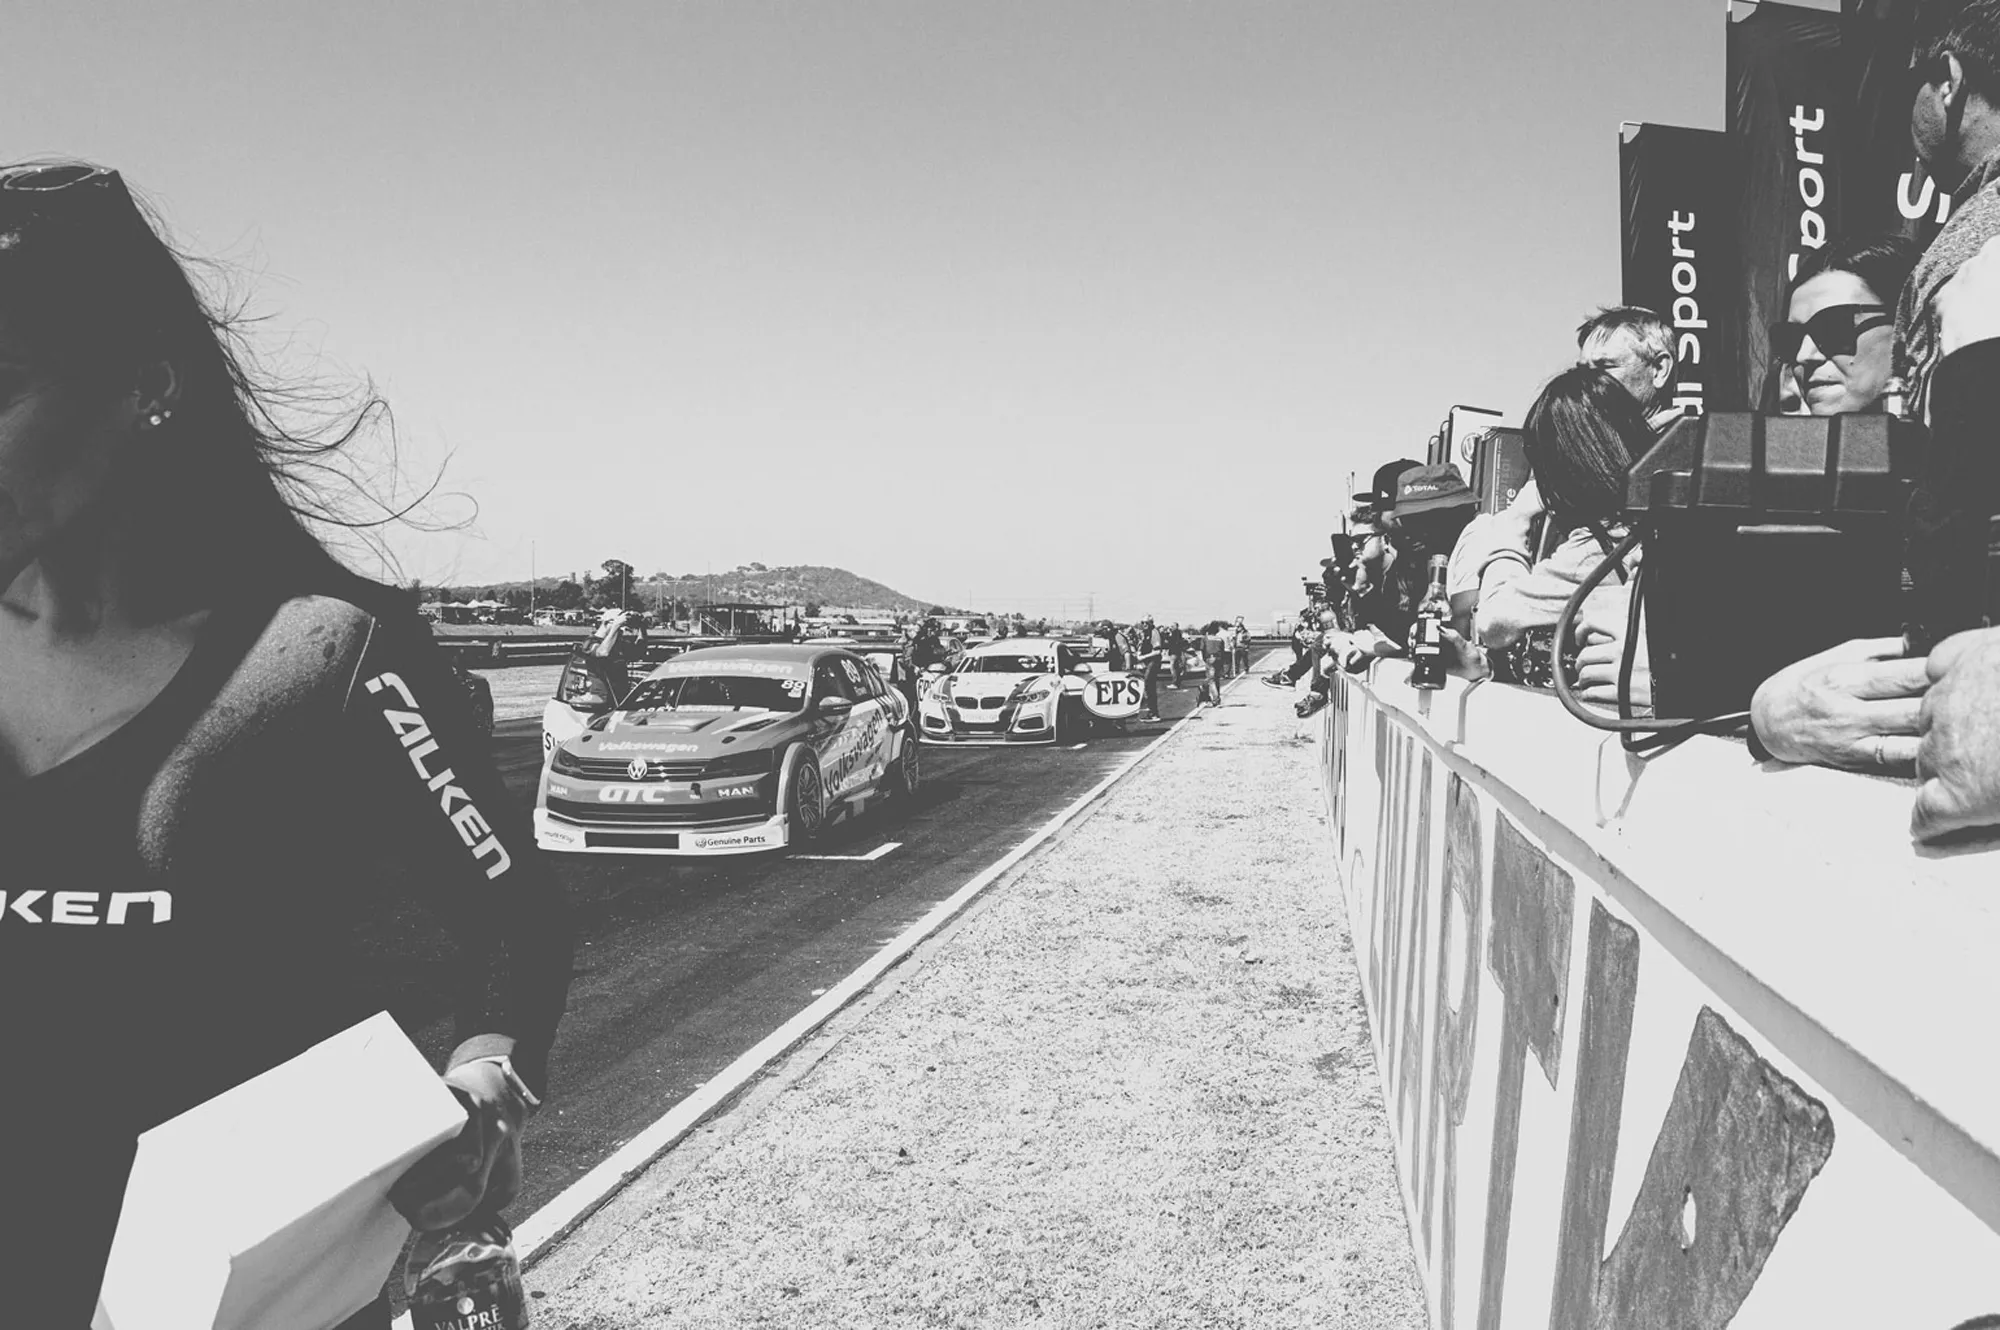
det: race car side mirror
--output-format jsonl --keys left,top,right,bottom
{"left": 815, "top": 695, "right": 856, "bottom": 717}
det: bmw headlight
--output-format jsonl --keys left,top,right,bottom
{"left": 1021, "top": 685, "right": 1053, "bottom": 703}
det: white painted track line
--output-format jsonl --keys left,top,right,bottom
{"left": 791, "top": 841, "right": 902, "bottom": 862}
{"left": 514, "top": 700, "right": 1213, "bottom": 1265}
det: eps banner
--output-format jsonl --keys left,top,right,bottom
{"left": 1619, "top": 124, "right": 1743, "bottom": 413}
{"left": 1729, "top": 1, "right": 1846, "bottom": 413}
{"left": 1316, "top": 675, "right": 2000, "bottom": 1329}
{"left": 1843, "top": 0, "right": 1955, "bottom": 245}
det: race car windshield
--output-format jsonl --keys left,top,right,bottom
{"left": 960, "top": 654, "right": 1054, "bottom": 674}
{"left": 619, "top": 674, "right": 807, "bottom": 713}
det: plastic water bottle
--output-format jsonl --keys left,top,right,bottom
{"left": 404, "top": 1214, "right": 529, "bottom": 1330}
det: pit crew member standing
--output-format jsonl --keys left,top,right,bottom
{"left": 0, "top": 161, "right": 570, "bottom": 1329}
{"left": 1133, "top": 615, "right": 1165, "bottom": 721}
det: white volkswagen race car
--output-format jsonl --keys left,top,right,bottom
{"left": 535, "top": 643, "right": 920, "bottom": 856}
{"left": 917, "top": 636, "right": 1146, "bottom": 744}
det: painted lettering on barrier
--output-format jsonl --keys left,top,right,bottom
{"left": 1592, "top": 1008, "right": 1834, "bottom": 1327}
{"left": 1427, "top": 773, "right": 1483, "bottom": 1330}
{"left": 1550, "top": 901, "right": 1642, "bottom": 1330}
{"left": 1313, "top": 686, "right": 1924, "bottom": 1327}
{"left": 1477, "top": 815, "right": 1574, "bottom": 1330}
{"left": 1395, "top": 755, "right": 1433, "bottom": 1235}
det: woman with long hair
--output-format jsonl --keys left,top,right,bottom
{"left": 0, "top": 162, "right": 570, "bottom": 1326}
{"left": 1473, "top": 367, "right": 1653, "bottom": 703}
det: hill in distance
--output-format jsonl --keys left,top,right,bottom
{"left": 440, "top": 563, "right": 960, "bottom": 615}
{"left": 648, "top": 564, "right": 949, "bottom": 613}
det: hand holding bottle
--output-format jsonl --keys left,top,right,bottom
{"left": 391, "top": 1058, "right": 530, "bottom": 1232}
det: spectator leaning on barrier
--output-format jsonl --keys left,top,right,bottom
{"left": 1750, "top": 235, "right": 1929, "bottom": 771}
{"left": 1323, "top": 532, "right": 1360, "bottom": 631}
{"left": 1576, "top": 305, "right": 1686, "bottom": 432}
{"left": 1758, "top": 226, "right": 2000, "bottom": 831}
{"left": 1472, "top": 367, "right": 1653, "bottom": 707}
{"left": 1342, "top": 458, "right": 1422, "bottom": 650}
{"left": 1777, "top": 235, "right": 1919, "bottom": 417}
{"left": 1267, "top": 610, "right": 1320, "bottom": 687}
{"left": 1897, "top": 0, "right": 2000, "bottom": 422}
{"left": 1296, "top": 607, "right": 1342, "bottom": 716}
{"left": 1330, "top": 463, "right": 1483, "bottom": 675}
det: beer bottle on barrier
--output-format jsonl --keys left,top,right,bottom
{"left": 1408, "top": 554, "right": 1450, "bottom": 690}
{"left": 405, "top": 1213, "right": 530, "bottom": 1330}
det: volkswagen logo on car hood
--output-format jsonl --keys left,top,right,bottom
{"left": 627, "top": 757, "right": 650, "bottom": 781}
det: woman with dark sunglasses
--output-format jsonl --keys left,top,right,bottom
{"left": 0, "top": 162, "right": 570, "bottom": 1326}
{"left": 1774, "top": 234, "right": 1921, "bottom": 417}
{"left": 1752, "top": 235, "right": 1930, "bottom": 773}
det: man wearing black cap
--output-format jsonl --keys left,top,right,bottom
{"left": 1330, "top": 462, "right": 1481, "bottom": 673}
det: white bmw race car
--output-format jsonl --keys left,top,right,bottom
{"left": 917, "top": 636, "right": 1146, "bottom": 744}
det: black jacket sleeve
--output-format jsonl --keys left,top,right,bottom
{"left": 1905, "top": 338, "right": 2000, "bottom": 644}
{"left": 341, "top": 608, "right": 571, "bottom": 1098}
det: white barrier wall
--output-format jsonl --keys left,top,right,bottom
{"left": 1318, "top": 665, "right": 2000, "bottom": 1330}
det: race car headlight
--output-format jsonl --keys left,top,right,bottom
{"left": 703, "top": 749, "right": 776, "bottom": 778}
{"left": 1021, "top": 685, "right": 1054, "bottom": 703}
{"left": 550, "top": 747, "right": 587, "bottom": 776}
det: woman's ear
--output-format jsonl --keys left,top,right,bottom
{"left": 133, "top": 358, "right": 181, "bottom": 422}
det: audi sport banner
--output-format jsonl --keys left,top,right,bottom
{"left": 1729, "top": 0, "right": 1847, "bottom": 411}
{"left": 1843, "top": 0, "right": 1954, "bottom": 245}
{"left": 1620, "top": 124, "right": 1745, "bottom": 413}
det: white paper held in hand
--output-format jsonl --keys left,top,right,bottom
{"left": 93, "top": 1011, "right": 467, "bottom": 1330}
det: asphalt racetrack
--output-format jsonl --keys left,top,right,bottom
{"left": 365, "top": 670, "right": 1212, "bottom": 1220}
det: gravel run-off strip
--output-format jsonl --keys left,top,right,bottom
{"left": 525, "top": 667, "right": 1427, "bottom": 1329}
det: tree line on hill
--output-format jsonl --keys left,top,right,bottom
{"left": 414, "top": 558, "right": 968, "bottom": 620}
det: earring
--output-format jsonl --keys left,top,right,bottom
{"left": 143, "top": 407, "right": 172, "bottom": 429}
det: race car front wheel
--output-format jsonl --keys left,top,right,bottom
{"left": 888, "top": 730, "right": 921, "bottom": 799}
{"left": 788, "top": 750, "right": 827, "bottom": 843}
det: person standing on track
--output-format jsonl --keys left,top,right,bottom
{"left": 0, "top": 161, "right": 572, "bottom": 1329}
{"left": 1200, "top": 625, "right": 1229, "bottom": 705}
{"left": 1231, "top": 615, "right": 1251, "bottom": 676}
{"left": 1133, "top": 615, "right": 1165, "bottom": 721}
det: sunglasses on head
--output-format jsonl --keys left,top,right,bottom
{"left": 0, "top": 162, "right": 143, "bottom": 232}
{"left": 1, "top": 162, "right": 119, "bottom": 192}
{"left": 1770, "top": 304, "right": 1892, "bottom": 362}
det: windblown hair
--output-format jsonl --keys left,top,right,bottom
{"left": 1521, "top": 367, "right": 1652, "bottom": 529}
{"left": 1574, "top": 305, "right": 1674, "bottom": 367}
{"left": 1916, "top": 0, "right": 2000, "bottom": 103}
{"left": 0, "top": 159, "right": 433, "bottom": 619}
{"left": 1787, "top": 232, "right": 1923, "bottom": 308}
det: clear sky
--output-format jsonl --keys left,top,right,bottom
{"left": 6, "top": 1, "right": 1828, "bottom": 624}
